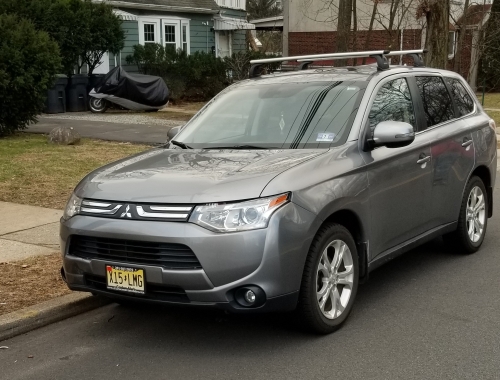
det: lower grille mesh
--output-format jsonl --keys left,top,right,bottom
{"left": 69, "top": 236, "right": 202, "bottom": 270}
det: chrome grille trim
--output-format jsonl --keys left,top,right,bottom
{"left": 137, "top": 206, "right": 189, "bottom": 219}
{"left": 150, "top": 206, "right": 193, "bottom": 212}
{"left": 82, "top": 201, "right": 112, "bottom": 208}
{"left": 81, "top": 205, "right": 122, "bottom": 215}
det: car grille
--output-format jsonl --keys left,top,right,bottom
{"left": 85, "top": 275, "right": 190, "bottom": 303}
{"left": 79, "top": 199, "right": 194, "bottom": 222}
{"left": 69, "top": 236, "right": 202, "bottom": 270}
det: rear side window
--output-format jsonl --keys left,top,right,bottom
{"left": 446, "top": 78, "right": 475, "bottom": 117}
{"left": 416, "top": 76, "right": 455, "bottom": 128}
{"left": 368, "top": 78, "right": 416, "bottom": 135}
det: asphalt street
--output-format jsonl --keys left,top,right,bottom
{"left": 2, "top": 185, "right": 500, "bottom": 379}
{"left": 28, "top": 116, "right": 174, "bottom": 144}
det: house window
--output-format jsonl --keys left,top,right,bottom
{"left": 448, "top": 31, "right": 456, "bottom": 58}
{"left": 182, "top": 25, "right": 188, "bottom": 53}
{"left": 144, "top": 24, "right": 156, "bottom": 43}
{"left": 165, "top": 24, "right": 176, "bottom": 53}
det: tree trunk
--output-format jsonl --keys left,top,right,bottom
{"left": 247, "top": 30, "right": 259, "bottom": 52}
{"left": 453, "top": 0, "right": 470, "bottom": 72}
{"left": 386, "top": 0, "right": 402, "bottom": 50}
{"left": 423, "top": 0, "right": 450, "bottom": 68}
{"left": 362, "top": 0, "right": 379, "bottom": 65}
{"left": 337, "top": 0, "right": 353, "bottom": 65}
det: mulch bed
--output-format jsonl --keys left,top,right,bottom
{"left": 0, "top": 253, "right": 72, "bottom": 316}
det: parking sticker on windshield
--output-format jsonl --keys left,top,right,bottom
{"left": 316, "top": 132, "right": 335, "bottom": 142}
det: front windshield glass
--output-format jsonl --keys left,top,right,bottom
{"left": 174, "top": 81, "right": 366, "bottom": 149}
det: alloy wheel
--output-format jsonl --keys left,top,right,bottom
{"left": 316, "top": 239, "right": 354, "bottom": 319}
{"left": 466, "top": 186, "right": 486, "bottom": 243}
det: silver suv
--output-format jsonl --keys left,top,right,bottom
{"left": 60, "top": 50, "right": 497, "bottom": 333}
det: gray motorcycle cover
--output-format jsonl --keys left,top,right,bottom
{"left": 93, "top": 67, "right": 169, "bottom": 107}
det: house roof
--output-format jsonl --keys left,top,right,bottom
{"left": 456, "top": 4, "right": 492, "bottom": 27}
{"left": 102, "top": 0, "right": 220, "bottom": 13}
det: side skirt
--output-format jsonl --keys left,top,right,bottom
{"left": 367, "top": 221, "right": 458, "bottom": 273}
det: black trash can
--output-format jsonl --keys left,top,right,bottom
{"left": 44, "top": 75, "right": 68, "bottom": 114}
{"left": 87, "top": 73, "right": 105, "bottom": 94}
{"left": 66, "top": 74, "right": 89, "bottom": 112}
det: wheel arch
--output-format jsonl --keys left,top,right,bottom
{"left": 320, "top": 209, "right": 369, "bottom": 281}
{"left": 469, "top": 165, "right": 493, "bottom": 218}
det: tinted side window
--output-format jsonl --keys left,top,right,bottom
{"left": 368, "top": 78, "right": 416, "bottom": 135}
{"left": 416, "top": 76, "right": 455, "bottom": 128}
{"left": 446, "top": 78, "right": 475, "bottom": 117}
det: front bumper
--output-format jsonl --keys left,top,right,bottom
{"left": 61, "top": 202, "right": 318, "bottom": 312}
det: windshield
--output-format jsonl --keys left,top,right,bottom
{"left": 174, "top": 81, "right": 366, "bottom": 149}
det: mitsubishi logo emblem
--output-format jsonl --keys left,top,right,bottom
{"left": 120, "top": 205, "right": 132, "bottom": 218}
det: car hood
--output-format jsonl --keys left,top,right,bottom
{"left": 75, "top": 148, "right": 327, "bottom": 204}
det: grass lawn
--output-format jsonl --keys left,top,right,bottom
{"left": 0, "top": 133, "right": 148, "bottom": 209}
{"left": 478, "top": 92, "right": 500, "bottom": 109}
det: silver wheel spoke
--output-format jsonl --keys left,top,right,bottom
{"left": 330, "top": 287, "right": 343, "bottom": 318}
{"left": 337, "top": 266, "right": 353, "bottom": 286}
{"left": 474, "top": 197, "right": 484, "bottom": 213}
{"left": 317, "top": 282, "right": 330, "bottom": 301}
{"left": 332, "top": 242, "right": 345, "bottom": 272}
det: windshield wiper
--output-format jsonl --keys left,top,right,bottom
{"left": 202, "top": 145, "right": 278, "bottom": 150}
{"left": 170, "top": 140, "right": 192, "bottom": 149}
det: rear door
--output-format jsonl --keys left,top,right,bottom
{"left": 414, "top": 75, "right": 475, "bottom": 227}
{"left": 362, "top": 76, "right": 433, "bottom": 258}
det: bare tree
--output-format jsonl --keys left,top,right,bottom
{"left": 453, "top": 0, "right": 470, "bottom": 73}
{"left": 418, "top": 0, "right": 450, "bottom": 68}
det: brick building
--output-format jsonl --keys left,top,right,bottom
{"left": 283, "top": 0, "right": 492, "bottom": 89}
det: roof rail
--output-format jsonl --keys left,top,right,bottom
{"left": 385, "top": 49, "right": 427, "bottom": 67}
{"left": 249, "top": 50, "right": 390, "bottom": 78}
{"left": 249, "top": 49, "right": 428, "bottom": 78}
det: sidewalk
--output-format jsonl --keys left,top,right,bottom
{"left": 0, "top": 202, "right": 61, "bottom": 263}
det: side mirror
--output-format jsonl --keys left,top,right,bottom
{"left": 167, "top": 125, "right": 183, "bottom": 141}
{"left": 372, "top": 121, "right": 415, "bottom": 148}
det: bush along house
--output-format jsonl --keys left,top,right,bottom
{"left": 92, "top": 0, "right": 254, "bottom": 74}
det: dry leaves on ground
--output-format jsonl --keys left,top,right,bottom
{"left": 0, "top": 253, "right": 71, "bottom": 315}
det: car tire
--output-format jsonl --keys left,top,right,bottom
{"left": 145, "top": 109, "right": 159, "bottom": 113}
{"left": 298, "top": 223, "right": 359, "bottom": 334}
{"left": 443, "top": 176, "right": 488, "bottom": 254}
{"left": 89, "top": 96, "right": 108, "bottom": 113}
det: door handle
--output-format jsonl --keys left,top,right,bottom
{"left": 462, "top": 138, "right": 473, "bottom": 148}
{"left": 417, "top": 155, "right": 431, "bottom": 165}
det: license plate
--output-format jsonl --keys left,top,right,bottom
{"left": 106, "top": 265, "right": 145, "bottom": 294}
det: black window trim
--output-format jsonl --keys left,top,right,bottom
{"left": 444, "top": 75, "right": 477, "bottom": 120}
{"left": 413, "top": 73, "right": 460, "bottom": 135}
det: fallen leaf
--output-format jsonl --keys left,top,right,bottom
{"left": 0, "top": 346, "right": 9, "bottom": 349}
{"left": 21, "top": 265, "right": 28, "bottom": 269}
{"left": 28, "top": 355, "right": 33, "bottom": 358}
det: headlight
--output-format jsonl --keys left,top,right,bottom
{"left": 189, "top": 193, "right": 289, "bottom": 233}
{"left": 62, "top": 193, "right": 82, "bottom": 221}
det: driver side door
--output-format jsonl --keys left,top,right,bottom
{"left": 362, "top": 76, "right": 433, "bottom": 260}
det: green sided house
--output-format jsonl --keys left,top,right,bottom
{"left": 93, "top": 0, "right": 254, "bottom": 74}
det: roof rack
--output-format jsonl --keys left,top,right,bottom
{"left": 385, "top": 49, "right": 428, "bottom": 67}
{"left": 249, "top": 49, "right": 427, "bottom": 78}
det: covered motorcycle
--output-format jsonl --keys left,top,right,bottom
{"left": 88, "top": 67, "right": 169, "bottom": 113}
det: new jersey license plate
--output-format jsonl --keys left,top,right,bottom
{"left": 106, "top": 265, "right": 145, "bottom": 294}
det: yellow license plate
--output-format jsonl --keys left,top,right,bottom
{"left": 106, "top": 265, "right": 145, "bottom": 294}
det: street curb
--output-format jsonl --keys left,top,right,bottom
{"left": 0, "top": 292, "right": 111, "bottom": 342}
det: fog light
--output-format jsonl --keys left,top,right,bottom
{"left": 245, "top": 290, "right": 256, "bottom": 304}
{"left": 233, "top": 286, "right": 266, "bottom": 308}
